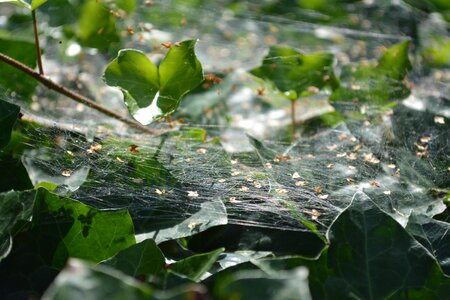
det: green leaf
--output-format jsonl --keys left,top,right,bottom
{"left": 31, "top": 0, "right": 47, "bottom": 10}
{"left": 169, "top": 247, "right": 224, "bottom": 282}
{"left": 250, "top": 46, "right": 337, "bottom": 96}
{"left": 102, "top": 239, "right": 165, "bottom": 277}
{"left": 32, "top": 188, "right": 136, "bottom": 268}
{"left": 103, "top": 50, "right": 159, "bottom": 114}
{"left": 0, "top": 37, "right": 38, "bottom": 99}
{"left": 158, "top": 40, "right": 204, "bottom": 113}
{"left": 212, "top": 267, "right": 313, "bottom": 300}
{"left": 0, "top": 100, "right": 20, "bottom": 149}
{"left": 0, "top": 190, "right": 35, "bottom": 261}
{"left": 330, "top": 41, "right": 412, "bottom": 104}
{"left": 103, "top": 40, "right": 204, "bottom": 124}
{"left": 42, "top": 259, "right": 153, "bottom": 300}
{"left": 406, "top": 214, "right": 450, "bottom": 276}
{"left": 76, "top": 0, "right": 119, "bottom": 49}
{"left": 136, "top": 197, "right": 227, "bottom": 244}
{"left": 322, "top": 193, "right": 449, "bottom": 299}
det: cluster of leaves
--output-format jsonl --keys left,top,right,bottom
{"left": 1, "top": 0, "right": 450, "bottom": 299}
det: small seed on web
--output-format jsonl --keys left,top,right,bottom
{"left": 174, "top": 42, "right": 181, "bottom": 47}
{"left": 353, "top": 144, "right": 363, "bottom": 151}
{"left": 346, "top": 178, "right": 354, "bottom": 182}
{"left": 155, "top": 189, "right": 166, "bottom": 195}
{"left": 414, "top": 143, "right": 428, "bottom": 151}
{"left": 275, "top": 188, "right": 288, "bottom": 195}
{"left": 188, "top": 222, "right": 197, "bottom": 230}
{"left": 161, "top": 42, "right": 172, "bottom": 49}
{"left": 326, "top": 144, "right": 337, "bottom": 151}
{"left": 420, "top": 136, "right": 431, "bottom": 143}
{"left": 62, "top": 169, "right": 72, "bottom": 177}
{"left": 394, "top": 169, "right": 400, "bottom": 177}
{"left": 326, "top": 163, "right": 334, "bottom": 169}
{"left": 434, "top": 116, "right": 445, "bottom": 124}
{"left": 256, "top": 87, "right": 265, "bottom": 96}
{"left": 370, "top": 181, "right": 381, "bottom": 187}
{"left": 265, "top": 162, "right": 272, "bottom": 169}
{"left": 116, "top": 157, "right": 124, "bottom": 163}
{"left": 218, "top": 178, "right": 226, "bottom": 183}
{"left": 295, "top": 181, "right": 308, "bottom": 187}
{"left": 187, "top": 191, "right": 199, "bottom": 198}
{"left": 318, "top": 194, "right": 329, "bottom": 200}
{"left": 246, "top": 177, "right": 254, "bottom": 182}
{"left": 337, "top": 133, "right": 348, "bottom": 140}
{"left": 314, "top": 186, "right": 323, "bottom": 193}
{"left": 241, "top": 186, "right": 249, "bottom": 192}
{"left": 348, "top": 165, "right": 356, "bottom": 170}
{"left": 383, "top": 190, "right": 391, "bottom": 195}
{"left": 185, "top": 158, "right": 192, "bottom": 163}
{"left": 66, "top": 150, "right": 74, "bottom": 156}
{"left": 336, "top": 152, "right": 347, "bottom": 158}
{"left": 387, "top": 164, "right": 396, "bottom": 169}
{"left": 349, "top": 137, "right": 357, "bottom": 143}
{"left": 363, "top": 153, "right": 380, "bottom": 164}
{"left": 196, "top": 148, "right": 208, "bottom": 154}
{"left": 127, "top": 26, "right": 135, "bottom": 35}
{"left": 128, "top": 144, "right": 139, "bottom": 152}
{"left": 231, "top": 171, "right": 241, "bottom": 176}
{"left": 253, "top": 181, "right": 262, "bottom": 188}
{"left": 292, "top": 172, "right": 300, "bottom": 179}
{"left": 348, "top": 152, "right": 358, "bottom": 160}
{"left": 229, "top": 197, "right": 239, "bottom": 203}
{"left": 230, "top": 159, "right": 238, "bottom": 165}
{"left": 275, "top": 155, "right": 291, "bottom": 162}
{"left": 87, "top": 143, "right": 102, "bottom": 154}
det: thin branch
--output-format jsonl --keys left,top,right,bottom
{"left": 0, "top": 52, "right": 160, "bottom": 135}
{"left": 32, "top": 10, "right": 44, "bottom": 75}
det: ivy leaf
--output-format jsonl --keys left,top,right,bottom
{"left": 102, "top": 239, "right": 165, "bottom": 277}
{"left": 406, "top": 214, "right": 450, "bottom": 276}
{"left": 0, "top": 100, "right": 20, "bottom": 150}
{"left": 42, "top": 259, "right": 153, "bottom": 299}
{"left": 31, "top": 0, "right": 47, "bottom": 10}
{"left": 250, "top": 46, "right": 338, "bottom": 97}
{"left": 103, "top": 40, "right": 204, "bottom": 125}
{"left": 330, "top": 40, "right": 412, "bottom": 104}
{"left": 169, "top": 247, "right": 224, "bottom": 282}
{"left": 32, "top": 188, "right": 136, "bottom": 269}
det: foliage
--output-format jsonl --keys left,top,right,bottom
{"left": 1, "top": 0, "right": 450, "bottom": 299}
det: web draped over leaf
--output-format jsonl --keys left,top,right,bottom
{"left": 1, "top": 0, "right": 450, "bottom": 299}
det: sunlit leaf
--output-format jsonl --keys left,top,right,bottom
{"left": 104, "top": 40, "right": 204, "bottom": 124}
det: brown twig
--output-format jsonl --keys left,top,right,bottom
{"left": 32, "top": 10, "right": 44, "bottom": 75}
{"left": 0, "top": 52, "right": 160, "bottom": 135}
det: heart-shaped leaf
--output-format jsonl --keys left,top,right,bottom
{"left": 103, "top": 40, "right": 204, "bottom": 125}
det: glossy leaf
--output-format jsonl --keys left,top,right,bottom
{"left": 31, "top": 0, "right": 47, "bottom": 10}
{"left": 102, "top": 239, "right": 165, "bottom": 277}
{"left": 169, "top": 247, "right": 224, "bottom": 282}
{"left": 250, "top": 46, "right": 337, "bottom": 96}
{"left": 104, "top": 40, "right": 203, "bottom": 124}
{"left": 406, "top": 214, "right": 450, "bottom": 275}
{"left": 213, "top": 267, "right": 312, "bottom": 300}
{"left": 42, "top": 259, "right": 152, "bottom": 300}
{"left": 0, "top": 100, "right": 20, "bottom": 149}
{"left": 32, "top": 188, "right": 136, "bottom": 268}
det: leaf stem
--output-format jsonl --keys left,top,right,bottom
{"left": 0, "top": 52, "right": 161, "bottom": 135}
{"left": 32, "top": 10, "right": 44, "bottom": 75}
{"left": 290, "top": 99, "right": 296, "bottom": 141}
